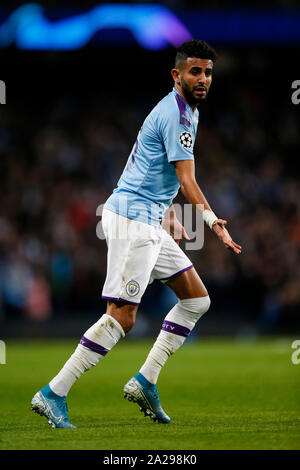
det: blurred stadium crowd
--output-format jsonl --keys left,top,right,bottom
{"left": 0, "top": 47, "right": 299, "bottom": 333}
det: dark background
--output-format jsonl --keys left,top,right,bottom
{"left": 0, "top": 1, "right": 299, "bottom": 338}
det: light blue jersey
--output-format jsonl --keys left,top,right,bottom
{"left": 104, "top": 87, "right": 199, "bottom": 226}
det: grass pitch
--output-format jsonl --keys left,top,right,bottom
{"left": 0, "top": 337, "right": 299, "bottom": 450}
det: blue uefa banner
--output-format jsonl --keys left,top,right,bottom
{"left": 0, "top": 3, "right": 300, "bottom": 50}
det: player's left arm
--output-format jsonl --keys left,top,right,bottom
{"left": 174, "top": 159, "right": 242, "bottom": 255}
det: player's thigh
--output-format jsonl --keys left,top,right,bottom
{"left": 102, "top": 210, "right": 162, "bottom": 304}
{"left": 165, "top": 267, "right": 208, "bottom": 300}
{"left": 151, "top": 230, "right": 208, "bottom": 299}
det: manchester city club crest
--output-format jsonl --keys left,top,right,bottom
{"left": 126, "top": 280, "right": 140, "bottom": 297}
{"left": 179, "top": 131, "right": 192, "bottom": 148}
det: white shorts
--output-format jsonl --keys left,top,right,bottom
{"left": 101, "top": 209, "right": 193, "bottom": 305}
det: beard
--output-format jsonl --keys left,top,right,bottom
{"left": 181, "top": 78, "right": 208, "bottom": 107}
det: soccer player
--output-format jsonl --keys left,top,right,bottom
{"left": 31, "top": 40, "right": 241, "bottom": 428}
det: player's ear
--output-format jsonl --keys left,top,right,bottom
{"left": 171, "top": 68, "right": 181, "bottom": 85}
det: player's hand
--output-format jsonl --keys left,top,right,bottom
{"left": 172, "top": 221, "right": 190, "bottom": 245}
{"left": 162, "top": 213, "right": 190, "bottom": 245}
{"left": 212, "top": 219, "right": 242, "bottom": 254}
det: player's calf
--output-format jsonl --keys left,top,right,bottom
{"left": 139, "top": 296, "right": 211, "bottom": 384}
{"left": 124, "top": 296, "right": 210, "bottom": 423}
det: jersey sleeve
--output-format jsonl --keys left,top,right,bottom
{"left": 158, "top": 104, "right": 195, "bottom": 163}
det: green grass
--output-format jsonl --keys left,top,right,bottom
{"left": 0, "top": 337, "right": 299, "bottom": 450}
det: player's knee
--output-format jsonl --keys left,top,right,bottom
{"left": 120, "top": 312, "right": 136, "bottom": 333}
{"left": 179, "top": 295, "right": 211, "bottom": 319}
{"left": 106, "top": 303, "right": 137, "bottom": 334}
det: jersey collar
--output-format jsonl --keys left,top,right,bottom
{"left": 172, "top": 86, "right": 194, "bottom": 116}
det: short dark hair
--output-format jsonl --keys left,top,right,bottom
{"left": 175, "top": 39, "right": 217, "bottom": 68}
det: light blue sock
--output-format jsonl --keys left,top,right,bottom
{"left": 41, "top": 384, "right": 65, "bottom": 400}
{"left": 134, "top": 372, "right": 156, "bottom": 390}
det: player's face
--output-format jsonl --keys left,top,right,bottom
{"left": 174, "top": 57, "right": 213, "bottom": 107}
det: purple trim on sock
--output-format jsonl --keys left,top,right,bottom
{"left": 80, "top": 336, "right": 109, "bottom": 356}
{"left": 160, "top": 264, "right": 193, "bottom": 281}
{"left": 102, "top": 296, "right": 140, "bottom": 306}
{"left": 162, "top": 320, "right": 190, "bottom": 338}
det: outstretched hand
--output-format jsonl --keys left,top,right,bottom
{"left": 212, "top": 219, "right": 242, "bottom": 254}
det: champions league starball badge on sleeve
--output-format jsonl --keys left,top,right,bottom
{"left": 179, "top": 131, "right": 192, "bottom": 148}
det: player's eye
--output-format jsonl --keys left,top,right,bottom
{"left": 205, "top": 70, "right": 212, "bottom": 77}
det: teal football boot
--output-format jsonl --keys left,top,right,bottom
{"left": 31, "top": 384, "right": 76, "bottom": 429}
{"left": 123, "top": 373, "right": 170, "bottom": 424}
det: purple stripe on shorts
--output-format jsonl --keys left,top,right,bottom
{"left": 160, "top": 264, "right": 193, "bottom": 281}
{"left": 80, "top": 335, "right": 109, "bottom": 356}
{"left": 161, "top": 320, "right": 190, "bottom": 338}
{"left": 102, "top": 296, "right": 140, "bottom": 306}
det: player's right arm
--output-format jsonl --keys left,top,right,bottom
{"left": 174, "top": 160, "right": 242, "bottom": 255}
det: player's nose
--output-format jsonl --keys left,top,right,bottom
{"left": 198, "top": 72, "right": 207, "bottom": 84}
